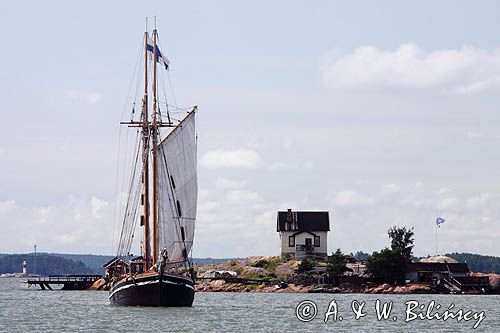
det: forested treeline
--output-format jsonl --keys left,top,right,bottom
{"left": 0, "top": 254, "right": 94, "bottom": 275}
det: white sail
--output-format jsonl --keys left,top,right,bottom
{"left": 157, "top": 111, "right": 197, "bottom": 262}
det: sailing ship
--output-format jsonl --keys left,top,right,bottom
{"left": 106, "top": 22, "right": 198, "bottom": 307}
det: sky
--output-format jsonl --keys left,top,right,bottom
{"left": 1, "top": 1, "right": 499, "bottom": 258}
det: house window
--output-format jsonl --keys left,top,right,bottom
{"left": 314, "top": 236, "right": 320, "bottom": 247}
{"left": 289, "top": 236, "right": 295, "bottom": 248}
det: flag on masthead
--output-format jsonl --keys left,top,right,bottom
{"left": 147, "top": 38, "right": 170, "bottom": 70}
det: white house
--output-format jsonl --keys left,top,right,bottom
{"left": 277, "top": 209, "right": 330, "bottom": 261}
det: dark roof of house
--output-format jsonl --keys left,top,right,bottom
{"left": 407, "top": 262, "right": 470, "bottom": 274}
{"left": 276, "top": 210, "right": 330, "bottom": 232}
{"left": 102, "top": 256, "right": 120, "bottom": 268}
{"left": 102, "top": 256, "right": 129, "bottom": 268}
{"left": 131, "top": 256, "right": 144, "bottom": 263}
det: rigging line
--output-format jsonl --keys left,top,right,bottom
{"left": 125, "top": 178, "right": 142, "bottom": 255}
{"left": 117, "top": 57, "right": 143, "bottom": 240}
{"left": 159, "top": 145, "right": 190, "bottom": 264}
{"left": 126, "top": 138, "right": 142, "bottom": 242}
{"left": 112, "top": 36, "right": 144, "bottom": 254}
{"left": 117, "top": 130, "right": 139, "bottom": 250}
{"left": 167, "top": 105, "right": 191, "bottom": 112}
{"left": 157, "top": 101, "right": 191, "bottom": 112}
{"left": 121, "top": 34, "right": 144, "bottom": 122}
{"left": 111, "top": 126, "right": 122, "bottom": 255}
{"left": 120, "top": 40, "right": 143, "bottom": 244}
{"left": 117, "top": 133, "right": 142, "bottom": 256}
{"left": 132, "top": 49, "right": 144, "bottom": 121}
{"left": 119, "top": 128, "right": 136, "bottom": 230}
{"left": 117, "top": 140, "right": 140, "bottom": 256}
{"left": 122, "top": 176, "right": 141, "bottom": 256}
{"left": 156, "top": 34, "right": 178, "bottom": 108}
{"left": 158, "top": 64, "right": 172, "bottom": 125}
{"left": 166, "top": 71, "right": 178, "bottom": 108}
{"left": 117, "top": 40, "right": 144, "bottom": 251}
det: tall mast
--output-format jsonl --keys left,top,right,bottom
{"left": 151, "top": 24, "right": 159, "bottom": 266}
{"left": 142, "top": 28, "right": 151, "bottom": 268}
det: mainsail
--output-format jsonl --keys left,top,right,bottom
{"left": 157, "top": 110, "right": 197, "bottom": 262}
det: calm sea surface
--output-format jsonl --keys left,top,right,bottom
{"left": 0, "top": 278, "right": 498, "bottom": 332}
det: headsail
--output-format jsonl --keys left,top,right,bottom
{"left": 157, "top": 110, "right": 197, "bottom": 262}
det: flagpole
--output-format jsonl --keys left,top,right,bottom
{"left": 435, "top": 224, "right": 438, "bottom": 255}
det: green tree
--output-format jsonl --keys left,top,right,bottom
{"left": 388, "top": 226, "right": 414, "bottom": 261}
{"left": 327, "top": 249, "right": 348, "bottom": 285}
{"left": 365, "top": 248, "right": 407, "bottom": 284}
{"left": 0, "top": 254, "right": 94, "bottom": 275}
{"left": 446, "top": 252, "right": 500, "bottom": 274}
{"left": 353, "top": 251, "right": 370, "bottom": 262}
{"left": 366, "top": 226, "right": 415, "bottom": 284}
{"left": 296, "top": 258, "right": 316, "bottom": 273}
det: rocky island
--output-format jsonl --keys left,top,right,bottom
{"left": 193, "top": 256, "right": 499, "bottom": 294}
{"left": 90, "top": 255, "right": 500, "bottom": 294}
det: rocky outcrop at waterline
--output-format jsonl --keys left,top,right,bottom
{"left": 89, "top": 278, "right": 112, "bottom": 291}
{"left": 87, "top": 256, "right": 497, "bottom": 294}
{"left": 470, "top": 272, "right": 500, "bottom": 293}
{"left": 194, "top": 280, "right": 439, "bottom": 294}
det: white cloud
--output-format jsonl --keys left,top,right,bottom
{"left": 0, "top": 196, "right": 114, "bottom": 254}
{"left": 267, "top": 161, "right": 314, "bottom": 171}
{"left": 225, "top": 189, "right": 262, "bottom": 204}
{"left": 0, "top": 200, "right": 16, "bottom": 213}
{"left": 200, "top": 149, "right": 263, "bottom": 169}
{"left": 321, "top": 43, "right": 500, "bottom": 94}
{"left": 466, "top": 131, "right": 485, "bottom": 139}
{"left": 381, "top": 183, "right": 399, "bottom": 194}
{"left": 35, "top": 206, "right": 53, "bottom": 224}
{"left": 194, "top": 177, "right": 285, "bottom": 257}
{"left": 91, "top": 196, "right": 108, "bottom": 218}
{"left": 282, "top": 136, "right": 294, "bottom": 150}
{"left": 438, "top": 187, "right": 451, "bottom": 194}
{"left": 465, "top": 193, "right": 498, "bottom": 210}
{"left": 437, "top": 197, "right": 460, "bottom": 210}
{"left": 331, "top": 190, "right": 375, "bottom": 206}
{"left": 267, "top": 162, "right": 293, "bottom": 171}
{"left": 66, "top": 90, "right": 80, "bottom": 101}
{"left": 329, "top": 185, "right": 500, "bottom": 256}
{"left": 65, "top": 90, "right": 102, "bottom": 105}
{"left": 86, "top": 92, "right": 102, "bottom": 105}
{"left": 215, "top": 177, "right": 246, "bottom": 190}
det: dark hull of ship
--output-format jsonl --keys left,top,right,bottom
{"left": 109, "top": 272, "right": 195, "bottom": 307}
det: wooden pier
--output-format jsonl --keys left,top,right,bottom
{"left": 25, "top": 275, "right": 102, "bottom": 290}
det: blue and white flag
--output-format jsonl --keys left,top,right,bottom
{"left": 436, "top": 217, "right": 446, "bottom": 226}
{"left": 147, "top": 38, "right": 170, "bottom": 70}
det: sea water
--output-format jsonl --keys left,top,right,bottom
{"left": 0, "top": 278, "right": 498, "bottom": 332}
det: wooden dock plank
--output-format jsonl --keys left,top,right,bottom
{"left": 25, "top": 275, "right": 102, "bottom": 290}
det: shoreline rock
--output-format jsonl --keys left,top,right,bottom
{"left": 89, "top": 278, "right": 112, "bottom": 291}
{"left": 194, "top": 280, "right": 465, "bottom": 294}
